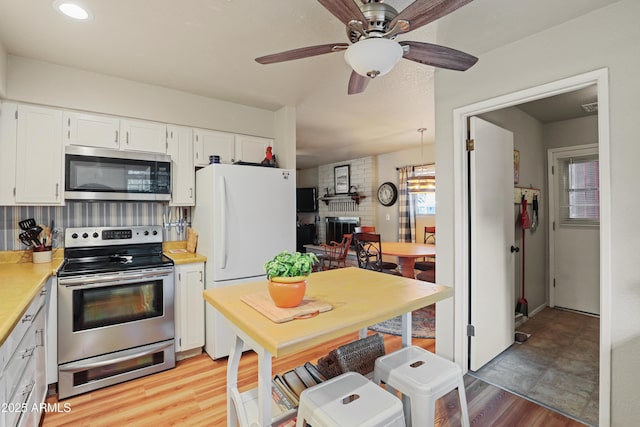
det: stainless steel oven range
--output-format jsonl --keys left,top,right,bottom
{"left": 56, "top": 225, "right": 175, "bottom": 399}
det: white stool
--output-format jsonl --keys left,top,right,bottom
{"left": 374, "top": 346, "right": 470, "bottom": 427}
{"left": 296, "top": 371, "right": 405, "bottom": 427}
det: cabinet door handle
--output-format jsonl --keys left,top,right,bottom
{"left": 190, "top": 188, "right": 193, "bottom": 199}
{"left": 200, "top": 271, "right": 203, "bottom": 282}
{"left": 126, "top": 131, "right": 129, "bottom": 144}
{"left": 22, "top": 314, "right": 34, "bottom": 323}
{"left": 56, "top": 183, "right": 59, "bottom": 198}
{"left": 36, "top": 329, "right": 45, "bottom": 347}
{"left": 115, "top": 130, "right": 119, "bottom": 143}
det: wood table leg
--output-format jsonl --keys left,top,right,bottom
{"left": 397, "top": 257, "right": 416, "bottom": 278}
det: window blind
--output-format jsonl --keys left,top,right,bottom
{"left": 558, "top": 154, "right": 599, "bottom": 225}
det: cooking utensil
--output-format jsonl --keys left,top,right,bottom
{"left": 19, "top": 231, "right": 35, "bottom": 247}
{"left": 19, "top": 218, "right": 36, "bottom": 230}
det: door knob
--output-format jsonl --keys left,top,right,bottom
{"left": 510, "top": 245, "right": 520, "bottom": 253}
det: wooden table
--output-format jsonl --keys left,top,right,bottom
{"left": 382, "top": 242, "right": 436, "bottom": 278}
{"left": 203, "top": 267, "right": 453, "bottom": 427}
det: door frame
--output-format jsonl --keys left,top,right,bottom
{"left": 452, "top": 68, "right": 611, "bottom": 425}
{"left": 548, "top": 144, "right": 599, "bottom": 312}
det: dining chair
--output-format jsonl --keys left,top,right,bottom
{"left": 352, "top": 233, "right": 400, "bottom": 275}
{"left": 320, "top": 233, "right": 352, "bottom": 269}
{"left": 415, "top": 226, "right": 436, "bottom": 272}
{"left": 354, "top": 226, "right": 376, "bottom": 233}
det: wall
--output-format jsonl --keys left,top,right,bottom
{"left": 6, "top": 55, "right": 281, "bottom": 141}
{"left": 317, "top": 157, "right": 375, "bottom": 243}
{"left": 544, "top": 115, "right": 598, "bottom": 149}
{"left": 478, "top": 107, "right": 547, "bottom": 314}
{"left": 0, "top": 203, "right": 187, "bottom": 251}
{"left": 434, "top": 1, "right": 640, "bottom": 423}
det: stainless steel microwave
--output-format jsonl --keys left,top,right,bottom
{"left": 65, "top": 146, "right": 171, "bottom": 201}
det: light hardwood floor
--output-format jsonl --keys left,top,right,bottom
{"left": 42, "top": 333, "right": 584, "bottom": 427}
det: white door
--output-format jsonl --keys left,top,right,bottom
{"left": 549, "top": 146, "right": 600, "bottom": 314}
{"left": 469, "top": 117, "right": 515, "bottom": 371}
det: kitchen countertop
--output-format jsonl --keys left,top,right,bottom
{"left": 0, "top": 242, "right": 205, "bottom": 347}
{"left": 162, "top": 241, "right": 207, "bottom": 265}
{"left": 0, "top": 249, "right": 63, "bottom": 346}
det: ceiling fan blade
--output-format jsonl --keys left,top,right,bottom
{"left": 391, "top": 0, "right": 474, "bottom": 34}
{"left": 348, "top": 71, "right": 369, "bottom": 95}
{"left": 401, "top": 41, "right": 478, "bottom": 71}
{"left": 255, "top": 43, "right": 349, "bottom": 64}
{"left": 317, "top": 0, "right": 367, "bottom": 26}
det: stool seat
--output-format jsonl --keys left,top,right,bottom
{"left": 374, "top": 346, "right": 469, "bottom": 427}
{"left": 296, "top": 372, "right": 405, "bottom": 427}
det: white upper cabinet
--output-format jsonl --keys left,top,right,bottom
{"left": 0, "top": 102, "right": 18, "bottom": 205}
{"left": 64, "top": 111, "right": 166, "bottom": 154}
{"left": 193, "top": 129, "right": 235, "bottom": 166}
{"left": 235, "top": 135, "right": 272, "bottom": 164}
{"left": 120, "top": 119, "right": 167, "bottom": 153}
{"left": 166, "top": 125, "right": 195, "bottom": 206}
{"left": 15, "top": 104, "right": 64, "bottom": 205}
{"left": 64, "top": 111, "right": 120, "bottom": 149}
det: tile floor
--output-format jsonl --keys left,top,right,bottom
{"left": 470, "top": 307, "right": 599, "bottom": 426}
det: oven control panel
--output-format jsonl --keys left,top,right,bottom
{"left": 65, "top": 226, "right": 163, "bottom": 247}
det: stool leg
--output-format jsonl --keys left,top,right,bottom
{"left": 457, "top": 377, "right": 470, "bottom": 427}
{"left": 410, "top": 398, "right": 435, "bottom": 427}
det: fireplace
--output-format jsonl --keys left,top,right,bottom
{"left": 325, "top": 217, "right": 359, "bottom": 245}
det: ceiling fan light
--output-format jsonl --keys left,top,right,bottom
{"left": 344, "top": 38, "right": 403, "bottom": 78}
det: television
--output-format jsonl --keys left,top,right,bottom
{"left": 296, "top": 187, "right": 318, "bottom": 212}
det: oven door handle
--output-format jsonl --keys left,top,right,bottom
{"left": 59, "top": 341, "right": 174, "bottom": 372}
{"left": 59, "top": 269, "right": 172, "bottom": 287}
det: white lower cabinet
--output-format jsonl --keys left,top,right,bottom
{"left": 174, "top": 263, "right": 205, "bottom": 355}
{"left": 1, "top": 283, "right": 48, "bottom": 427}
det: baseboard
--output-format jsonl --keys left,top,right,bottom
{"left": 515, "top": 302, "right": 548, "bottom": 327}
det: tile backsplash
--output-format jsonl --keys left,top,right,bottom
{"left": 0, "top": 202, "right": 189, "bottom": 251}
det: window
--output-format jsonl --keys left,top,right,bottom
{"left": 413, "top": 192, "right": 436, "bottom": 215}
{"left": 558, "top": 155, "right": 599, "bottom": 225}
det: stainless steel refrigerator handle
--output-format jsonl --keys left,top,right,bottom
{"left": 59, "top": 341, "right": 173, "bottom": 371}
{"left": 220, "top": 175, "right": 227, "bottom": 269}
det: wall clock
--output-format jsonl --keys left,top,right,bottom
{"left": 377, "top": 182, "right": 398, "bottom": 207}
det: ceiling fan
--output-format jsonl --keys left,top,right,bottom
{"left": 255, "top": 0, "right": 478, "bottom": 95}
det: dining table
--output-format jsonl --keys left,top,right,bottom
{"left": 202, "top": 266, "right": 453, "bottom": 427}
{"left": 381, "top": 242, "right": 436, "bottom": 278}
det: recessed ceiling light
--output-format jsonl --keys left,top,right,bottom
{"left": 52, "top": 1, "right": 92, "bottom": 20}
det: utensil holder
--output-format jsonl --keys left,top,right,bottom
{"left": 33, "top": 247, "right": 52, "bottom": 264}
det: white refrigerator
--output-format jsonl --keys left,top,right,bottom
{"left": 192, "top": 164, "right": 296, "bottom": 359}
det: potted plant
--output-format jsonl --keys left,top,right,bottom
{"left": 264, "top": 251, "right": 319, "bottom": 308}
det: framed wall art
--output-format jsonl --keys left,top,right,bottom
{"left": 334, "top": 165, "right": 350, "bottom": 194}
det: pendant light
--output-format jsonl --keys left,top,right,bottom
{"left": 407, "top": 128, "right": 436, "bottom": 193}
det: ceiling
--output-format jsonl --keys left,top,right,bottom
{"left": 0, "top": 0, "right": 618, "bottom": 169}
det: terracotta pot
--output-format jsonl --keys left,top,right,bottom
{"left": 268, "top": 276, "right": 306, "bottom": 308}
